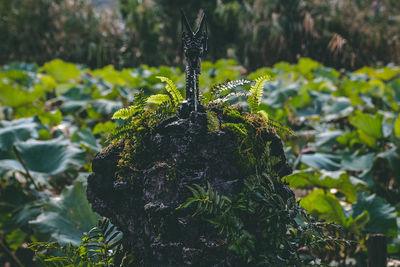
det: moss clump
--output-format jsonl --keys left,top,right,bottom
{"left": 222, "top": 106, "right": 246, "bottom": 123}
{"left": 221, "top": 122, "right": 248, "bottom": 139}
{"left": 206, "top": 110, "right": 220, "bottom": 133}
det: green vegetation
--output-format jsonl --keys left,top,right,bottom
{"left": 0, "top": 58, "right": 399, "bottom": 265}
{"left": 2, "top": 0, "right": 400, "bottom": 70}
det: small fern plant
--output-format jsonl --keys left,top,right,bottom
{"left": 207, "top": 75, "right": 270, "bottom": 113}
{"left": 208, "top": 79, "right": 252, "bottom": 104}
{"left": 177, "top": 182, "right": 232, "bottom": 217}
{"left": 247, "top": 75, "right": 270, "bottom": 113}
{"left": 108, "top": 90, "right": 148, "bottom": 142}
{"left": 147, "top": 76, "right": 184, "bottom": 107}
{"left": 29, "top": 218, "right": 134, "bottom": 266}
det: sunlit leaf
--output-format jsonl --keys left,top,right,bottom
{"left": 341, "top": 152, "right": 375, "bottom": 172}
{"left": 38, "top": 110, "right": 62, "bottom": 126}
{"left": 349, "top": 111, "right": 383, "bottom": 139}
{"left": 300, "top": 189, "right": 346, "bottom": 224}
{"left": 40, "top": 59, "right": 80, "bottom": 82}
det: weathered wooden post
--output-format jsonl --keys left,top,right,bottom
{"left": 368, "top": 234, "right": 387, "bottom": 267}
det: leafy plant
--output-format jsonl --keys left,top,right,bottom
{"left": 177, "top": 182, "right": 232, "bottom": 218}
{"left": 177, "top": 174, "right": 344, "bottom": 265}
{"left": 257, "top": 110, "right": 295, "bottom": 138}
{"left": 109, "top": 90, "right": 148, "bottom": 142}
{"left": 29, "top": 218, "right": 133, "bottom": 266}
{"left": 247, "top": 75, "right": 270, "bottom": 113}
{"left": 147, "top": 76, "right": 183, "bottom": 107}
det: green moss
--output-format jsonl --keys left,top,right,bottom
{"left": 221, "top": 121, "right": 260, "bottom": 173}
{"left": 221, "top": 123, "right": 248, "bottom": 139}
{"left": 222, "top": 107, "right": 245, "bottom": 123}
{"left": 206, "top": 111, "right": 220, "bottom": 132}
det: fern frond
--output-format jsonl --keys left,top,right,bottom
{"left": 132, "top": 90, "right": 148, "bottom": 110}
{"left": 112, "top": 107, "right": 136, "bottom": 120}
{"left": 257, "top": 110, "right": 296, "bottom": 137}
{"left": 108, "top": 124, "right": 137, "bottom": 142}
{"left": 248, "top": 75, "right": 271, "bottom": 113}
{"left": 211, "top": 79, "right": 251, "bottom": 97}
{"left": 147, "top": 94, "right": 171, "bottom": 105}
{"left": 209, "top": 92, "right": 250, "bottom": 104}
{"left": 176, "top": 182, "right": 231, "bottom": 217}
{"left": 112, "top": 91, "right": 148, "bottom": 120}
{"left": 156, "top": 76, "right": 183, "bottom": 106}
{"left": 29, "top": 218, "right": 127, "bottom": 266}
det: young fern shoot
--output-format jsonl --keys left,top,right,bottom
{"left": 247, "top": 75, "right": 271, "bottom": 113}
{"left": 147, "top": 76, "right": 183, "bottom": 107}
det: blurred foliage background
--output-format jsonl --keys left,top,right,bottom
{"left": 1, "top": 0, "right": 400, "bottom": 70}
{"left": 2, "top": 0, "right": 400, "bottom": 266}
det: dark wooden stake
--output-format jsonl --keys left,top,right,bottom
{"left": 367, "top": 234, "right": 387, "bottom": 267}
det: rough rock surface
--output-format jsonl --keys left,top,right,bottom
{"left": 87, "top": 108, "right": 293, "bottom": 266}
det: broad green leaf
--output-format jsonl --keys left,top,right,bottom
{"left": 92, "top": 65, "right": 126, "bottom": 86}
{"left": 289, "top": 86, "right": 311, "bottom": 109}
{"left": 40, "top": 59, "right": 80, "bottom": 82}
{"left": 90, "top": 99, "right": 122, "bottom": 116}
{"left": 284, "top": 169, "right": 358, "bottom": 202}
{"left": 40, "top": 75, "right": 57, "bottom": 91}
{"left": 92, "top": 121, "right": 117, "bottom": 135}
{"left": 357, "top": 129, "right": 377, "bottom": 148}
{"left": 322, "top": 97, "right": 352, "bottom": 119}
{"left": 0, "top": 83, "right": 36, "bottom": 107}
{"left": 344, "top": 210, "right": 370, "bottom": 234}
{"left": 297, "top": 58, "right": 320, "bottom": 75}
{"left": 61, "top": 86, "right": 92, "bottom": 101}
{"left": 300, "top": 189, "right": 346, "bottom": 224}
{"left": 14, "top": 137, "right": 85, "bottom": 175}
{"left": 6, "top": 228, "right": 27, "bottom": 250}
{"left": 301, "top": 153, "right": 341, "bottom": 171}
{"left": 355, "top": 66, "right": 398, "bottom": 81}
{"left": 341, "top": 152, "right": 375, "bottom": 172}
{"left": 72, "top": 128, "right": 101, "bottom": 152}
{"left": 0, "top": 118, "right": 38, "bottom": 152}
{"left": 314, "top": 130, "right": 343, "bottom": 152}
{"left": 60, "top": 100, "right": 88, "bottom": 114}
{"left": 38, "top": 110, "right": 62, "bottom": 126}
{"left": 30, "top": 181, "right": 99, "bottom": 246}
{"left": 352, "top": 192, "right": 397, "bottom": 237}
{"left": 0, "top": 160, "right": 24, "bottom": 177}
{"left": 349, "top": 111, "right": 383, "bottom": 139}
{"left": 313, "top": 66, "right": 340, "bottom": 82}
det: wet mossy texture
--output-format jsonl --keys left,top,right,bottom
{"left": 87, "top": 105, "right": 298, "bottom": 266}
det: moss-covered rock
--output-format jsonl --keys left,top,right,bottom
{"left": 87, "top": 105, "right": 325, "bottom": 266}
